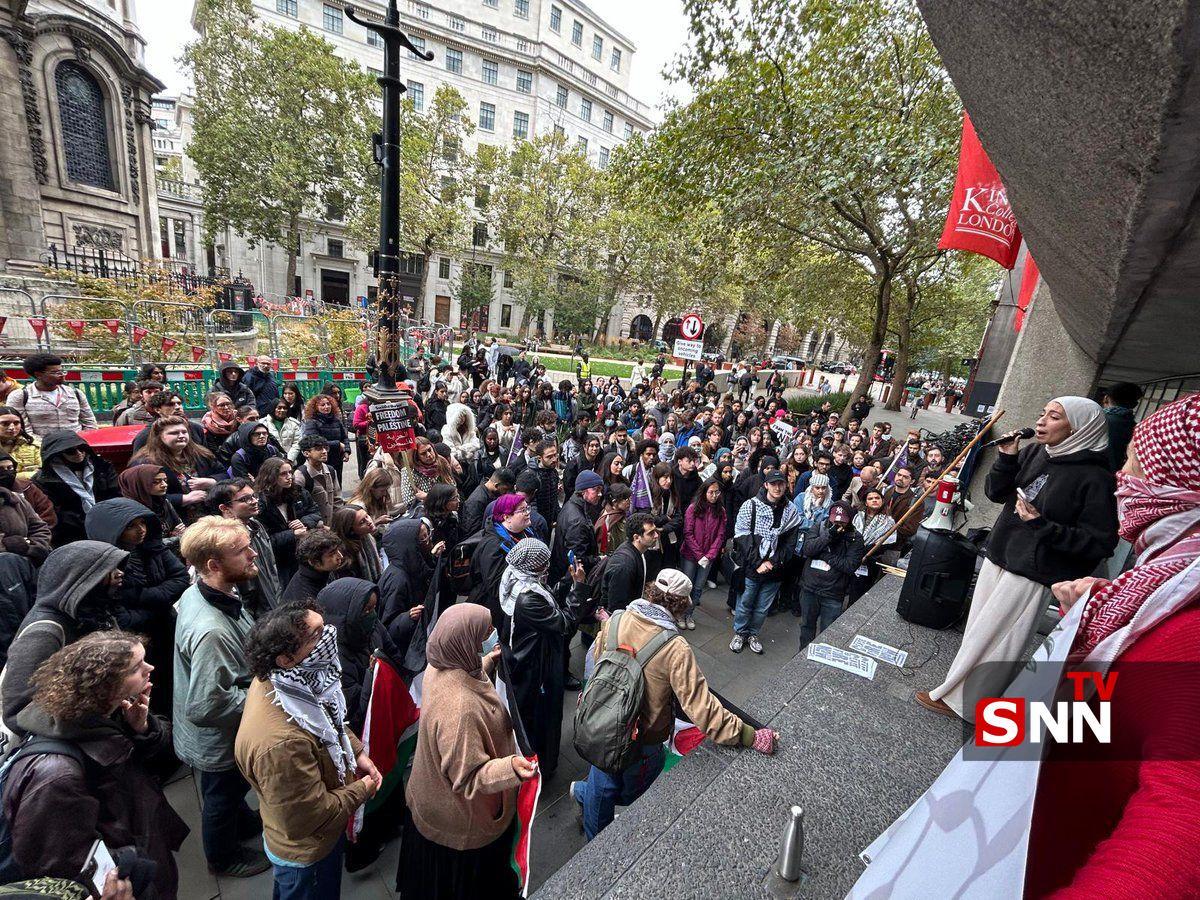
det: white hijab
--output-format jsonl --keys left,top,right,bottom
{"left": 1045, "top": 396, "right": 1109, "bottom": 458}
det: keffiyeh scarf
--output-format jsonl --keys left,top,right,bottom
{"left": 498, "top": 538, "right": 555, "bottom": 617}
{"left": 628, "top": 598, "right": 678, "bottom": 633}
{"left": 1072, "top": 395, "right": 1200, "bottom": 662}
{"left": 268, "top": 624, "right": 357, "bottom": 782}
{"left": 630, "top": 460, "right": 653, "bottom": 511}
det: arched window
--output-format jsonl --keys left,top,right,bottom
{"left": 629, "top": 314, "right": 653, "bottom": 342}
{"left": 55, "top": 61, "right": 115, "bottom": 191}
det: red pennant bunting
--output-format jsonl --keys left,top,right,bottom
{"left": 289, "top": 357, "right": 299, "bottom": 370}
{"left": 327, "top": 352, "right": 337, "bottom": 367}
{"left": 309, "top": 356, "right": 320, "bottom": 368}
{"left": 102, "top": 318, "right": 121, "bottom": 336}
{"left": 343, "top": 347, "right": 354, "bottom": 360}
{"left": 131, "top": 326, "right": 148, "bottom": 346}
{"left": 191, "top": 346, "right": 206, "bottom": 363}
{"left": 0, "top": 317, "right": 7, "bottom": 334}
{"left": 247, "top": 356, "right": 258, "bottom": 367}
{"left": 28, "top": 317, "right": 46, "bottom": 339}
{"left": 66, "top": 319, "right": 85, "bottom": 339}
{"left": 218, "top": 351, "right": 232, "bottom": 363}
{"left": 161, "top": 337, "right": 178, "bottom": 354}
{"left": 270, "top": 358, "right": 280, "bottom": 372}
{"left": 361, "top": 341, "right": 369, "bottom": 350}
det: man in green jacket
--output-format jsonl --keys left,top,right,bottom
{"left": 175, "top": 516, "right": 269, "bottom": 877}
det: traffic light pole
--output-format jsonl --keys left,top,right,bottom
{"left": 346, "top": 1, "right": 432, "bottom": 399}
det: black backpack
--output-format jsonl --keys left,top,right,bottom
{"left": 0, "top": 736, "right": 88, "bottom": 882}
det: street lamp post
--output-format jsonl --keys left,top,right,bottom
{"left": 345, "top": 0, "right": 433, "bottom": 400}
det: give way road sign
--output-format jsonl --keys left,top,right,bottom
{"left": 680, "top": 313, "right": 704, "bottom": 341}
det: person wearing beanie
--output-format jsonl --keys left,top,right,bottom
{"left": 798, "top": 500, "right": 865, "bottom": 647}
{"left": 549, "top": 469, "right": 603, "bottom": 585}
{"left": 794, "top": 472, "right": 833, "bottom": 532}
{"left": 571, "top": 568, "right": 779, "bottom": 839}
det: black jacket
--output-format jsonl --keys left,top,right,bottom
{"left": 502, "top": 579, "right": 592, "bottom": 778}
{"left": 467, "top": 520, "right": 523, "bottom": 625}
{"left": 32, "top": 430, "right": 120, "bottom": 547}
{"left": 254, "top": 487, "right": 324, "bottom": 586}
{"left": 549, "top": 492, "right": 599, "bottom": 583}
{"left": 800, "top": 520, "right": 866, "bottom": 598}
{"left": 673, "top": 464, "right": 702, "bottom": 512}
{"left": 317, "top": 577, "right": 399, "bottom": 734}
{"left": 378, "top": 518, "right": 434, "bottom": 647}
{"left": 531, "top": 460, "right": 560, "bottom": 526}
{"left": 84, "top": 499, "right": 188, "bottom": 633}
{"left": 216, "top": 362, "right": 255, "bottom": 408}
{"left": 424, "top": 397, "right": 448, "bottom": 434}
{"left": 984, "top": 445, "right": 1119, "bottom": 586}
{"left": 599, "top": 542, "right": 647, "bottom": 612}
{"left": 281, "top": 563, "right": 332, "bottom": 606}
{"left": 460, "top": 481, "right": 500, "bottom": 538}
{"left": 243, "top": 366, "right": 281, "bottom": 415}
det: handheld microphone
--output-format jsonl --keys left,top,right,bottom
{"left": 981, "top": 427, "right": 1034, "bottom": 449}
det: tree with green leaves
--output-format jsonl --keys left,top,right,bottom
{"left": 489, "top": 131, "right": 603, "bottom": 338}
{"left": 452, "top": 257, "right": 496, "bottom": 331}
{"left": 349, "top": 84, "right": 479, "bottom": 319}
{"left": 185, "top": 0, "right": 376, "bottom": 295}
{"left": 645, "top": 0, "right": 963, "bottom": 412}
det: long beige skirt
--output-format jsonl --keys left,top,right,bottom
{"left": 929, "top": 558, "right": 1050, "bottom": 719}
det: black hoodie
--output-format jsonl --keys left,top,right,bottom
{"left": 216, "top": 362, "right": 255, "bottom": 408}
{"left": 228, "top": 422, "right": 279, "bottom": 478}
{"left": 317, "top": 577, "right": 399, "bottom": 732}
{"left": 377, "top": 518, "right": 433, "bottom": 648}
{"left": 31, "top": 429, "right": 120, "bottom": 547}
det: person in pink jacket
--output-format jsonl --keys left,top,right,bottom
{"left": 680, "top": 477, "right": 728, "bottom": 628}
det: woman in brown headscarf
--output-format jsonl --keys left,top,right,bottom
{"left": 117, "top": 463, "right": 185, "bottom": 541}
{"left": 398, "top": 604, "right": 536, "bottom": 900}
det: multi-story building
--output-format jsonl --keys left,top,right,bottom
{"left": 172, "top": 0, "right": 662, "bottom": 340}
{"left": 0, "top": 0, "right": 164, "bottom": 270}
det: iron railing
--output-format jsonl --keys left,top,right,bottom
{"left": 43, "top": 244, "right": 229, "bottom": 294}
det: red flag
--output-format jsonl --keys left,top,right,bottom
{"left": 1014, "top": 253, "right": 1040, "bottom": 333}
{"left": 326, "top": 352, "right": 337, "bottom": 367}
{"left": 938, "top": 113, "right": 1022, "bottom": 269}
{"left": 361, "top": 340, "right": 369, "bottom": 350}
{"left": 270, "top": 358, "right": 280, "bottom": 372}
{"left": 191, "top": 345, "right": 206, "bottom": 363}
{"left": 102, "top": 318, "right": 121, "bottom": 336}
{"left": 309, "top": 355, "right": 320, "bottom": 368}
{"left": 289, "top": 357, "right": 300, "bottom": 370}
{"left": 343, "top": 347, "right": 354, "bottom": 360}
{"left": 218, "top": 351, "right": 233, "bottom": 363}
{"left": 66, "top": 319, "right": 85, "bottom": 339}
{"left": 28, "top": 317, "right": 46, "bottom": 339}
{"left": 131, "top": 326, "right": 149, "bottom": 346}
{"left": 161, "top": 336, "right": 178, "bottom": 354}
{"left": 0, "top": 317, "right": 7, "bottom": 334}
{"left": 247, "top": 355, "right": 258, "bottom": 367}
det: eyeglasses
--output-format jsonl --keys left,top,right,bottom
{"left": 233, "top": 493, "right": 256, "bottom": 504}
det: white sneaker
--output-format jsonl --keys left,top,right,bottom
{"left": 706, "top": 580, "right": 717, "bottom": 589}
{"left": 729, "top": 634, "right": 745, "bottom": 653}
{"left": 748, "top": 635, "right": 764, "bottom": 654}
{"left": 685, "top": 614, "right": 696, "bottom": 630}
{"left": 675, "top": 617, "right": 687, "bottom": 629}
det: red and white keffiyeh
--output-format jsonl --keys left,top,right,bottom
{"left": 1073, "top": 395, "right": 1200, "bottom": 660}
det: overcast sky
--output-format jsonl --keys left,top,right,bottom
{"left": 140, "top": 0, "right": 691, "bottom": 119}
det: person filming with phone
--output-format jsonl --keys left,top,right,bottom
{"left": 916, "top": 397, "right": 1120, "bottom": 720}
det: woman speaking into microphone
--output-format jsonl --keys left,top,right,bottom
{"left": 916, "top": 396, "right": 1120, "bottom": 719}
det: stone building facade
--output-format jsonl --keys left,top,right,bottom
{"left": 0, "top": 0, "right": 164, "bottom": 271}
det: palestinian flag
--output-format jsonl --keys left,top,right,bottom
{"left": 495, "top": 656, "right": 542, "bottom": 898}
{"left": 348, "top": 655, "right": 423, "bottom": 839}
{"left": 663, "top": 719, "right": 705, "bottom": 773}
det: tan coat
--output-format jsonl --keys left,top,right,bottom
{"left": 234, "top": 679, "right": 371, "bottom": 865}
{"left": 591, "top": 607, "right": 753, "bottom": 747}
{"left": 405, "top": 664, "right": 523, "bottom": 851}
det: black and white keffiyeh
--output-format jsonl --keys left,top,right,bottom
{"left": 499, "top": 538, "right": 555, "bottom": 617}
{"left": 268, "top": 623, "right": 357, "bottom": 782}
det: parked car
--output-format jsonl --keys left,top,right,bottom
{"left": 825, "top": 361, "right": 856, "bottom": 375}
{"left": 651, "top": 339, "right": 670, "bottom": 352}
{"left": 770, "top": 355, "right": 807, "bottom": 370}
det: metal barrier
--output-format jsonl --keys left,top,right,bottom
{"left": 0, "top": 289, "right": 41, "bottom": 352}
{"left": 39, "top": 294, "right": 137, "bottom": 363}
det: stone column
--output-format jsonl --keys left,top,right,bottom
{"left": 966, "top": 279, "right": 1098, "bottom": 528}
{"left": 0, "top": 32, "right": 47, "bottom": 269}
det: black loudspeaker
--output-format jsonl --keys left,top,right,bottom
{"left": 896, "top": 527, "right": 979, "bottom": 629}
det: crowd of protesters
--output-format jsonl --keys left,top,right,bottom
{"left": 0, "top": 343, "right": 1167, "bottom": 899}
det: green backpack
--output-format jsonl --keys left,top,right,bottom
{"left": 573, "top": 611, "right": 679, "bottom": 775}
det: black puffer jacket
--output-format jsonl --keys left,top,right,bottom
{"left": 530, "top": 460, "right": 560, "bottom": 526}
{"left": 549, "top": 492, "right": 599, "bottom": 583}
{"left": 32, "top": 430, "right": 120, "bottom": 547}
{"left": 318, "top": 577, "right": 400, "bottom": 734}
{"left": 84, "top": 499, "right": 188, "bottom": 633}
{"left": 800, "top": 520, "right": 866, "bottom": 598}
{"left": 984, "top": 445, "right": 1119, "bottom": 586}
{"left": 216, "top": 362, "right": 255, "bottom": 408}
{"left": 460, "top": 482, "right": 500, "bottom": 538}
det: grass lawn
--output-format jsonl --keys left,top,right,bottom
{"left": 537, "top": 354, "right": 683, "bottom": 380}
